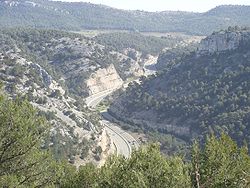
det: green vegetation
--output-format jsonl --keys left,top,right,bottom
{"left": 0, "top": 28, "right": 110, "bottom": 163}
{"left": 148, "top": 132, "right": 189, "bottom": 156}
{"left": 60, "top": 134, "right": 250, "bottom": 188}
{"left": 1, "top": 4, "right": 250, "bottom": 185}
{"left": 95, "top": 32, "right": 183, "bottom": 56}
{"left": 0, "top": 28, "right": 119, "bottom": 97}
{"left": 0, "top": 91, "right": 249, "bottom": 187}
{"left": 1, "top": 1, "right": 250, "bottom": 35}
{"left": 96, "top": 99, "right": 110, "bottom": 112}
{"left": 0, "top": 95, "right": 57, "bottom": 187}
{"left": 156, "top": 42, "right": 198, "bottom": 70}
{"left": 191, "top": 134, "right": 250, "bottom": 188}
{"left": 110, "top": 29, "right": 250, "bottom": 150}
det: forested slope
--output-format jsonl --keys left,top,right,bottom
{"left": 109, "top": 28, "right": 250, "bottom": 149}
{"left": 1, "top": 0, "right": 250, "bottom": 35}
{"left": 94, "top": 32, "right": 184, "bottom": 56}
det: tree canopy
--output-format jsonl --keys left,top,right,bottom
{"left": 60, "top": 134, "right": 250, "bottom": 187}
{"left": 0, "top": 95, "right": 59, "bottom": 187}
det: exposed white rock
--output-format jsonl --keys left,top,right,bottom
{"left": 49, "top": 80, "right": 65, "bottom": 95}
{"left": 143, "top": 55, "right": 157, "bottom": 76}
{"left": 86, "top": 64, "right": 123, "bottom": 95}
{"left": 25, "top": 1, "right": 39, "bottom": 7}
{"left": 4, "top": 1, "right": 19, "bottom": 7}
{"left": 198, "top": 30, "right": 249, "bottom": 55}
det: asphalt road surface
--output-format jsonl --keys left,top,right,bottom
{"left": 86, "top": 89, "right": 139, "bottom": 158}
{"left": 85, "top": 88, "right": 117, "bottom": 108}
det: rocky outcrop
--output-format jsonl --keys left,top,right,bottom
{"left": 198, "top": 29, "right": 250, "bottom": 54}
{"left": 111, "top": 50, "right": 144, "bottom": 80}
{"left": 86, "top": 64, "right": 123, "bottom": 95}
{"left": 31, "top": 63, "right": 52, "bottom": 86}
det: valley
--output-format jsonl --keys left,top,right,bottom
{"left": 1, "top": 26, "right": 249, "bottom": 163}
{"left": 0, "top": 1, "right": 250, "bottom": 187}
{"left": 0, "top": 27, "right": 191, "bottom": 166}
{"left": 109, "top": 27, "right": 250, "bottom": 153}
{"left": 84, "top": 54, "right": 157, "bottom": 159}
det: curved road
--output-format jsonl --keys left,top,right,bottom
{"left": 85, "top": 88, "right": 118, "bottom": 108}
{"left": 85, "top": 56, "right": 159, "bottom": 157}
{"left": 102, "top": 120, "right": 131, "bottom": 158}
{"left": 86, "top": 89, "right": 139, "bottom": 158}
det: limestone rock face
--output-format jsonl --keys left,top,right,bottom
{"left": 86, "top": 64, "right": 123, "bottom": 95}
{"left": 198, "top": 30, "right": 249, "bottom": 54}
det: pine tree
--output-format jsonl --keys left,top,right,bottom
{"left": 191, "top": 133, "right": 250, "bottom": 188}
{"left": 0, "top": 96, "right": 58, "bottom": 187}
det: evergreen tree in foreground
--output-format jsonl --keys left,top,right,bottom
{"left": 0, "top": 96, "right": 59, "bottom": 187}
{"left": 191, "top": 133, "right": 250, "bottom": 188}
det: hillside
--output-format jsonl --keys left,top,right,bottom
{"left": 0, "top": 28, "right": 132, "bottom": 164}
{"left": 0, "top": 28, "right": 123, "bottom": 164}
{"left": 156, "top": 42, "right": 199, "bottom": 70}
{"left": 0, "top": 29, "right": 155, "bottom": 96}
{"left": 109, "top": 27, "right": 250, "bottom": 149}
{"left": 94, "top": 32, "right": 184, "bottom": 56}
{"left": 1, "top": 0, "right": 250, "bottom": 35}
{"left": 0, "top": 29, "right": 109, "bottom": 165}
{"left": 1, "top": 1, "right": 250, "bottom": 186}
{"left": 0, "top": 28, "right": 190, "bottom": 163}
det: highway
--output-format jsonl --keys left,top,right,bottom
{"left": 86, "top": 89, "right": 139, "bottom": 158}
{"left": 85, "top": 58, "right": 159, "bottom": 157}
{"left": 85, "top": 88, "right": 118, "bottom": 108}
{"left": 85, "top": 57, "right": 158, "bottom": 108}
{"left": 102, "top": 121, "right": 131, "bottom": 158}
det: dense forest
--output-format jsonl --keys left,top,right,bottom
{"left": 109, "top": 28, "right": 250, "bottom": 150}
{"left": 0, "top": 92, "right": 249, "bottom": 187}
{"left": 1, "top": 0, "right": 250, "bottom": 35}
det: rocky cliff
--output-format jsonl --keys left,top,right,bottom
{"left": 86, "top": 64, "right": 123, "bottom": 95}
{"left": 198, "top": 28, "right": 250, "bottom": 54}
